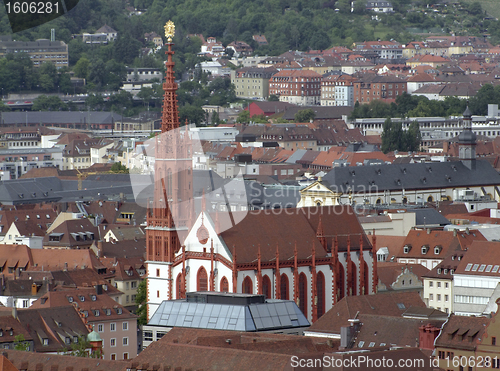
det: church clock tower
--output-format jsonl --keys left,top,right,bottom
{"left": 458, "top": 106, "right": 476, "bottom": 170}
{"left": 146, "top": 21, "right": 193, "bottom": 320}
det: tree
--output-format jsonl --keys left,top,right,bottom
{"left": 32, "top": 95, "right": 67, "bottom": 111}
{"left": 179, "top": 105, "right": 206, "bottom": 125}
{"left": 294, "top": 108, "right": 316, "bottom": 123}
{"left": 211, "top": 111, "right": 220, "bottom": 126}
{"left": 136, "top": 279, "right": 147, "bottom": 326}
{"left": 268, "top": 95, "right": 279, "bottom": 102}
{"left": 405, "top": 120, "right": 421, "bottom": 152}
{"left": 14, "top": 334, "right": 30, "bottom": 351}
{"left": 110, "top": 162, "right": 129, "bottom": 173}
{"left": 237, "top": 110, "right": 250, "bottom": 124}
{"left": 74, "top": 56, "right": 90, "bottom": 79}
{"left": 67, "top": 335, "right": 102, "bottom": 358}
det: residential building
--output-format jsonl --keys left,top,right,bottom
{"left": 304, "top": 291, "right": 427, "bottom": 338}
{"left": 100, "top": 256, "right": 146, "bottom": 311}
{"left": 44, "top": 218, "right": 98, "bottom": 249}
{"left": 453, "top": 240, "right": 500, "bottom": 316}
{"left": 252, "top": 34, "right": 268, "bottom": 45}
{"left": 125, "top": 67, "right": 162, "bottom": 82}
{"left": 434, "top": 314, "right": 490, "bottom": 371}
{"left": 244, "top": 101, "right": 294, "bottom": 118}
{"left": 422, "top": 249, "right": 464, "bottom": 314}
{"left": 406, "top": 73, "right": 443, "bottom": 94}
{"left": 406, "top": 54, "right": 452, "bottom": 69}
{"left": 376, "top": 262, "right": 429, "bottom": 295}
{"left": 0, "top": 147, "right": 63, "bottom": 179}
{"left": 0, "top": 39, "right": 68, "bottom": 68}
{"left": 30, "top": 288, "right": 137, "bottom": 360}
{"left": 0, "top": 316, "right": 33, "bottom": 351}
{"left": 144, "top": 32, "right": 163, "bottom": 48}
{"left": 197, "top": 60, "right": 231, "bottom": 76}
{"left": 200, "top": 37, "right": 225, "bottom": 56}
{"left": 365, "top": 1, "right": 394, "bottom": 12}
{"left": 321, "top": 74, "right": 357, "bottom": 106}
{"left": 353, "top": 40, "right": 402, "bottom": 60}
{"left": 16, "top": 306, "right": 90, "bottom": 353}
{"left": 62, "top": 138, "right": 113, "bottom": 170}
{"left": 268, "top": 70, "right": 322, "bottom": 105}
{"left": 353, "top": 74, "right": 407, "bottom": 104}
{"left": 226, "top": 41, "right": 253, "bottom": 57}
{"left": 231, "top": 67, "right": 276, "bottom": 100}
{"left": 94, "top": 25, "right": 117, "bottom": 42}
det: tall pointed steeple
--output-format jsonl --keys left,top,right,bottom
{"left": 161, "top": 20, "right": 180, "bottom": 133}
{"left": 458, "top": 105, "right": 476, "bottom": 170}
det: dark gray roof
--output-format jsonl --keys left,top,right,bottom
{"left": 0, "top": 177, "right": 63, "bottom": 204}
{"left": 414, "top": 208, "right": 450, "bottom": 227}
{"left": 0, "top": 111, "right": 122, "bottom": 125}
{"left": 322, "top": 160, "right": 500, "bottom": 193}
{"left": 148, "top": 296, "right": 309, "bottom": 332}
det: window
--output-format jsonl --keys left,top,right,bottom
{"left": 429, "top": 281, "right": 433, "bottom": 287}
{"left": 437, "top": 282, "right": 441, "bottom": 288}
{"left": 445, "top": 282, "right": 449, "bottom": 288}
{"left": 437, "top": 294, "right": 441, "bottom": 301}
{"left": 144, "top": 331, "right": 153, "bottom": 341}
{"left": 493, "top": 337, "right": 497, "bottom": 345}
{"left": 22, "top": 300, "right": 29, "bottom": 308}
{"left": 123, "top": 337, "right": 128, "bottom": 346}
{"left": 43, "top": 338, "right": 49, "bottom": 346}
{"left": 156, "top": 269, "right": 160, "bottom": 277}
{"left": 131, "top": 281, "right": 137, "bottom": 289}
{"left": 429, "top": 294, "right": 433, "bottom": 300}
{"left": 110, "top": 323, "right": 116, "bottom": 331}
{"left": 110, "top": 354, "right": 116, "bottom": 360}
{"left": 110, "top": 338, "right": 116, "bottom": 347}
{"left": 98, "top": 324, "right": 103, "bottom": 332}
{"left": 445, "top": 295, "right": 449, "bottom": 302}
{"left": 123, "top": 353, "right": 129, "bottom": 360}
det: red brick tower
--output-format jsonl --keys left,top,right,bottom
{"left": 146, "top": 21, "right": 193, "bottom": 319}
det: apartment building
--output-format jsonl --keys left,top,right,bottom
{"left": 0, "top": 39, "right": 68, "bottom": 68}
{"left": 231, "top": 67, "right": 276, "bottom": 100}
{"left": 269, "top": 70, "right": 322, "bottom": 105}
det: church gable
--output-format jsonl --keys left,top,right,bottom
{"left": 181, "top": 211, "right": 232, "bottom": 262}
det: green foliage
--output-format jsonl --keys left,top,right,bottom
{"left": 136, "top": 279, "right": 147, "bottom": 326}
{"left": 237, "top": 110, "right": 250, "bottom": 124}
{"left": 67, "top": 335, "right": 102, "bottom": 358}
{"left": 294, "top": 108, "right": 316, "bottom": 123}
{"left": 381, "top": 118, "right": 421, "bottom": 153}
{"left": 110, "top": 162, "right": 129, "bottom": 173}
{"left": 268, "top": 95, "right": 279, "bottom": 102}
{"left": 180, "top": 105, "right": 206, "bottom": 125}
{"left": 32, "top": 95, "right": 68, "bottom": 111}
{"left": 14, "top": 334, "right": 30, "bottom": 351}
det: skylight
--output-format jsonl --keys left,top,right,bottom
{"left": 472, "top": 264, "right": 479, "bottom": 272}
{"left": 493, "top": 265, "right": 500, "bottom": 273}
{"left": 465, "top": 263, "right": 472, "bottom": 272}
{"left": 486, "top": 265, "right": 493, "bottom": 273}
{"left": 479, "top": 265, "right": 486, "bottom": 272}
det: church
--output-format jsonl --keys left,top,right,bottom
{"left": 145, "top": 21, "right": 377, "bottom": 324}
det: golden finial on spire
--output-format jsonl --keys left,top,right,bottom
{"left": 164, "top": 20, "right": 175, "bottom": 42}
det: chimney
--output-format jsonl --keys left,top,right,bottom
{"left": 31, "top": 283, "right": 37, "bottom": 296}
{"left": 427, "top": 228, "right": 431, "bottom": 234}
{"left": 453, "top": 229, "right": 457, "bottom": 237}
{"left": 12, "top": 306, "right": 17, "bottom": 320}
{"left": 95, "top": 284, "right": 103, "bottom": 295}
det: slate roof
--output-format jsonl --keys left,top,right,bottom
{"left": 321, "top": 160, "right": 500, "bottom": 193}
{"left": 307, "top": 291, "right": 426, "bottom": 335}
{"left": 0, "top": 177, "right": 63, "bottom": 204}
{"left": 0, "top": 112, "right": 122, "bottom": 126}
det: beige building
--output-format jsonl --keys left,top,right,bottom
{"left": 0, "top": 39, "right": 68, "bottom": 68}
{"left": 231, "top": 67, "right": 276, "bottom": 100}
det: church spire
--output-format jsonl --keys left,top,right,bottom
{"left": 458, "top": 105, "right": 476, "bottom": 170}
{"left": 161, "top": 20, "right": 180, "bottom": 133}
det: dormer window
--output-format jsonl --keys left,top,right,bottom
{"left": 404, "top": 245, "right": 411, "bottom": 254}
{"left": 94, "top": 310, "right": 100, "bottom": 316}
{"left": 79, "top": 295, "right": 85, "bottom": 302}
{"left": 421, "top": 246, "right": 429, "bottom": 255}
{"left": 437, "top": 268, "right": 441, "bottom": 274}
{"left": 106, "top": 309, "right": 111, "bottom": 316}
{"left": 116, "top": 308, "right": 122, "bottom": 315}
{"left": 91, "top": 295, "right": 97, "bottom": 301}
{"left": 43, "top": 338, "right": 48, "bottom": 346}
{"left": 67, "top": 296, "right": 74, "bottom": 303}
{"left": 434, "top": 246, "right": 442, "bottom": 255}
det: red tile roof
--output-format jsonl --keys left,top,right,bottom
{"left": 308, "top": 291, "right": 426, "bottom": 335}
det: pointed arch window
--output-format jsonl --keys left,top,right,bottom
{"left": 262, "top": 275, "right": 271, "bottom": 299}
{"left": 298, "top": 273, "right": 307, "bottom": 318}
{"left": 317, "top": 271, "right": 325, "bottom": 319}
{"left": 197, "top": 266, "right": 208, "bottom": 292}
{"left": 280, "top": 274, "right": 289, "bottom": 300}
{"left": 242, "top": 276, "right": 253, "bottom": 294}
{"left": 220, "top": 277, "right": 229, "bottom": 293}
